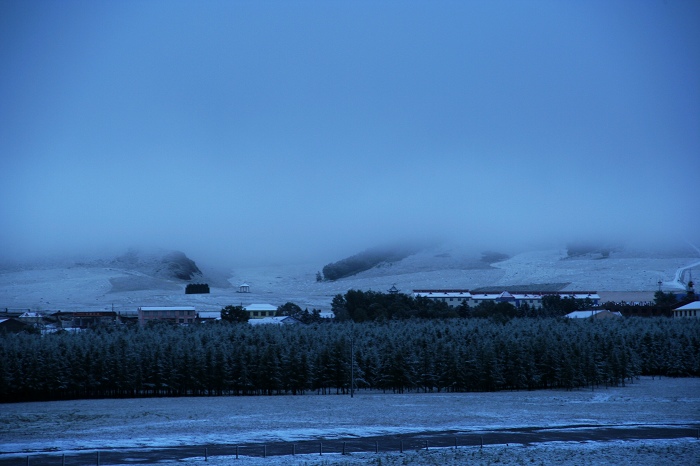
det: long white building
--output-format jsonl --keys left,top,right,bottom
{"left": 413, "top": 289, "right": 600, "bottom": 309}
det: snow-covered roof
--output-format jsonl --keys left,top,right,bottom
{"left": 471, "top": 294, "right": 502, "bottom": 300}
{"left": 560, "top": 293, "right": 601, "bottom": 300}
{"left": 566, "top": 310, "right": 600, "bottom": 318}
{"left": 413, "top": 290, "right": 601, "bottom": 301}
{"left": 0, "top": 318, "right": 29, "bottom": 327}
{"left": 675, "top": 301, "right": 700, "bottom": 311}
{"left": 138, "top": 306, "right": 196, "bottom": 311}
{"left": 414, "top": 289, "right": 470, "bottom": 298}
{"left": 415, "top": 292, "right": 470, "bottom": 299}
{"left": 565, "top": 310, "right": 622, "bottom": 319}
{"left": 248, "top": 316, "right": 301, "bottom": 325}
{"left": 245, "top": 304, "right": 277, "bottom": 311}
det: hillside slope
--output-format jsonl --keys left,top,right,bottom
{"left": 0, "top": 245, "right": 698, "bottom": 314}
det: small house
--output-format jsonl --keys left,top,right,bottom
{"left": 673, "top": 301, "right": 700, "bottom": 318}
{"left": 0, "top": 318, "right": 31, "bottom": 333}
{"left": 197, "top": 311, "right": 221, "bottom": 323}
{"left": 52, "top": 311, "right": 118, "bottom": 329}
{"left": 244, "top": 303, "right": 277, "bottom": 319}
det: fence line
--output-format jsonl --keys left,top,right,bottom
{"left": 8, "top": 425, "right": 699, "bottom": 466}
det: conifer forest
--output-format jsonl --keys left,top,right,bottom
{"left": 1, "top": 317, "right": 698, "bottom": 402}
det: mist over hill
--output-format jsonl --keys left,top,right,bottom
{"left": 0, "top": 240, "right": 698, "bottom": 314}
{"left": 111, "top": 248, "right": 202, "bottom": 281}
{"left": 320, "top": 244, "right": 423, "bottom": 281}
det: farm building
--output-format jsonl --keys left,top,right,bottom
{"left": 52, "top": 311, "right": 118, "bottom": 329}
{"left": 0, "top": 318, "right": 32, "bottom": 333}
{"left": 197, "top": 311, "right": 221, "bottom": 323}
{"left": 17, "top": 311, "right": 45, "bottom": 324}
{"left": 413, "top": 289, "right": 471, "bottom": 307}
{"left": 138, "top": 306, "right": 197, "bottom": 326}
{"left": 413, "top": 289, "right": 600, "bottom": 309}
{"left": 244, "top": 303, "right": 277, "bottom": 319}
{"left": 673, "top": 301, "right": 700, "bottom": 318}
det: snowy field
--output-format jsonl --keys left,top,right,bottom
{"left": 1, "top": 246, "right": 699, "bottom": 314}
{"left": 1, "top": 377, "right": 699, "bottom": 465}
{"left": 142, "top": 439, "right": 700, "bottom": 466}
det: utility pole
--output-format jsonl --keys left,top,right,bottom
{"left": 350, "top": 336, "right": 355, "bottom": 398}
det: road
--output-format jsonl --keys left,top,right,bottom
{"left": 4, "top": 423, "right": 699, "bottom": 466}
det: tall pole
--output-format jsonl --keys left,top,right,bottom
{"left": 350, "top": 336, "right": 355, "bottom": 398}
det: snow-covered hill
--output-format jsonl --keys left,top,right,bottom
{"left": 0, "top": 245, "right": 698, "bottom": 314}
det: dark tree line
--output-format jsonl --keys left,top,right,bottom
{"left": 331, "top": 290, "right": 457, "bottom": 321}
{"left": 602, "top": 291, "right": 696, "bottom": 318}
{"left": 275, "top": 302, "right": 325, "bottom": 324}
{"left": 330, "top": 290, "right": 692, "bottom": 322}
{"left": 321, "top": 246, "right": 416, "bottom": 281}
{"left": 330, "top": 290, "right": 599, "bottom": 322}
{"left": 221, "top": 305, "right": 248, "bottom": 323}
{"left": 185, "top": 283, "right": 210, "bottom": 294}
{"left": 1, "top": 318, "right": 698, "bottom": 403}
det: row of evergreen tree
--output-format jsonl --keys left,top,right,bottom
{"left": 185, "top": 283, "right": 210, "bottom": 294}
{"left": 330, "top": 289, "right": 691, "bottom": 321}
{"left": 1, "top": 317, "right": 698, "bottom": 402}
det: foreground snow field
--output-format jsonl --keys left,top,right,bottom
{"left": 140, "top": 439, "right": 700, "bottom": 466}
{"left": 1, "top": 377, "right": 698, "bottom": 465}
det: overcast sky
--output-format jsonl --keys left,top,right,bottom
{"left": 1, "top": 0, "right": 699, "bottom": 266}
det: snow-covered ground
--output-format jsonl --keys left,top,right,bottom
{"left": 1, "top": 377, "right": 698, "bottom": 465}
{"left": 1, "top": 245, "right": 698, "bottom": 313}
{"left": 135, "top": 439, "right": 700, "bottom": 466}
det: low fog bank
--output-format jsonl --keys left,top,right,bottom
{"left": 0, "top": 226, "right": 697, "bottom": 275}
{"left": 0, "top": 231, "right": 698, "bottom": 314}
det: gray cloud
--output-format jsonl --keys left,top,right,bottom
{"left": 1, "top": 1, "right": 698, "bottom": 267}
